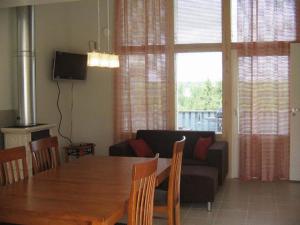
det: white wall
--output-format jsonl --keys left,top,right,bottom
{"left": 0, "top": 0, "right": 114, "bottom": 155}
{"left": 0, "top": 8, "right": 14, "bottom": 110}
{"left": 35, "top": 0, "right": 114, "bottom": 155}
{"left": 66, "top": 0, "right": 114, "bottom": 155}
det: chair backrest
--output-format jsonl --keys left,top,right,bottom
{"left": 30, "top": 136, "right": 60, "bottom": 175}
{"left": 0, "top": 146, "right": 28, "bottom": 186}
{"left": 168, "top": 136, "right": 186, "bottom": 207}
{"left": 128, "top": 154, "right": 159, "bottom": 225}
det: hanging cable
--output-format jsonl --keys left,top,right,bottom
{"left": 70, "top": 81, "right": 74, "bottom": 143}
{"left": 107, "top": 0, "right": 110, "bottom": 52}
{"left": 56, "top": 81, "right": 72, "bottom": 145}
{"left": 97, "top": 0, "right": 101, "bottom": 51}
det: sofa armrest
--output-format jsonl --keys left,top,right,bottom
{"left": 206, "top": 141, "right": 228, "bottom": 185}
{"left": 109, "top": 141, "right": 135, "bottom": 157}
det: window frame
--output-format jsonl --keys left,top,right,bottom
{"left": 171, "top": 0, "right": 232, "bottom": 138}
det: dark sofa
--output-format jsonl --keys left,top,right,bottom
{"left": 109, "top": 130, "right": 228, "bottom": 208}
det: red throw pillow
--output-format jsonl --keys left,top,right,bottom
{"left": 193, "top": 137, "right": 213, "bottom": 160}
{"left": 129, "top": 139, "right": 154, "bottom": 157}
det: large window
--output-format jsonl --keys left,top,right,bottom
{"left": 174, "top": 0, "right": 224, "bottom": 133}
{"left": 114, "top": 0, "right": 298, "bottom": 142}
{"left": 176, "top": 52, "right": 223, "bottom": 132}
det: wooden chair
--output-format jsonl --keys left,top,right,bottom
{"left": 0, "top": 146, "right": 28, "bottom": 186}
{"left": 30, "top": 136, "right": 60, "bottom": 175}
{"left": 0, "top": 146, "right": 28, "bottom": 225}
{"left": 116, "top": 154, "right": 159, "bottom": 225}
{"left": 154, "top": 136, "right": 186, "bottom": 225}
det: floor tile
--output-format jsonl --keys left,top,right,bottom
{"left": 246, "top": 211, "right": 277, "bottom": 225}
{"left": 213, "top": 209, "right": 247, "bottom": 225}
{"left": 219, "top": 200, "right": 249, "bottom": 211}
{"left": 152, "top": 179, "right": 300, "bottom": 225}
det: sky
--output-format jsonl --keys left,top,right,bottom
{"left": 176, "top": 52, "right": 223, "bottom": 82}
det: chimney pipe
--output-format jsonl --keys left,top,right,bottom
{"left": 16, "top": 6, "right": 36, "bottom": 126}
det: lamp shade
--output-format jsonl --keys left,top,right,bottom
{"left": 87, "top": 51, "right": 100, "bottom": 67}
{"left": 87, "top": 51, "right": 119, "bottom": 68}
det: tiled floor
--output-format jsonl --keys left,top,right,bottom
{"left": 153, "top": 179, "right": 300, "bottom": 225}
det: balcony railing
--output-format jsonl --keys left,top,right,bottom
{"left": 177, "top": 110, "right": 222, "bottom": 133}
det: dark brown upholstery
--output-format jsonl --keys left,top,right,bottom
{"left": 181, "top": 166, "right": 218, "bottom": 203}
{"left": 182, "top": 158, "right": 209, "bottom": 166}
{"left": 109, "top": 130, "right": 228, "bottom": 185}
{"left": 109, "top": 130, "right": 228, "bottom": 206}
{"left": 156, "top": 166, "right": 218, "bottom": 205}
{"left": 136, "top": 130, "right": 215, "bottom": 159}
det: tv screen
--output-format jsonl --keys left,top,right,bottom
{"left": 53, "top": 51, "right": 87, "bottom": 80}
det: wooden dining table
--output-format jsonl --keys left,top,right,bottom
{"left": 0, "top": 156, "right": 171, "bottom": 225}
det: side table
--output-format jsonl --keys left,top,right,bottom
{"left": 64, "top": 143, "right": 95, "bottom": 162}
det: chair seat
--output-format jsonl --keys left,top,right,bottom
{"left": 154, "top": 189, "right": 168, "bottom": 206}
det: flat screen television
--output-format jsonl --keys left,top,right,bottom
{"left": 52, "top": 51, "right": 87, "bottom": 80}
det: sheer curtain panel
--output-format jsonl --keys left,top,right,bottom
{"left": 237, "top": 0, "right": 300, "bottom": 181}
{"left": 114, "top": 0, "right": 172, "bottom": 141}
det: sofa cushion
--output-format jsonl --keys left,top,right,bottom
{"left": 129, "top": 139, "right": 154, "bottom": 157}
{"left": 193, "top": 136, "right": 213, "bottom": 160}
{"left": 181, "top": 165, "right": 218, "bottom": 203}
{"left": 182, "top": 158, "right": 208, "bottom": 166}
{"left": 136, "top": 130, "right": 215, "bottom": 158}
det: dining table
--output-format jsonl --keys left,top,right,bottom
{"left": 0, "top": 156, "right": 171, "bottom": 225}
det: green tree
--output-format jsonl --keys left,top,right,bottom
{"left": 177, "top": 80, "right": 222, "bottom": 111}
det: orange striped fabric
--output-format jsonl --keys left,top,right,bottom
{"left": 237, "top": 0, "right": 300, "bottom": 181}
{"left": 114, "top": 0, "right": 172, "bottom": 142}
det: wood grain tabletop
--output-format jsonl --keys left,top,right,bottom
{"left": 0, "top": 156, "right": 171, "bottom": 225}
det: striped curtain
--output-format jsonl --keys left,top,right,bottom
{"left": 114, "top": 0, "right": 173, "bottom": 142}
{"left": 237, "top": 0, "right": 300, "bottom": 181}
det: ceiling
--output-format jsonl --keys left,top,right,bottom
{"left": 0, "top": 0, "right": 79, "bottom": 8}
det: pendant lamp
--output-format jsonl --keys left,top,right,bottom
{"left": 87, "top": 0, "right": 119, "bottom": 68}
